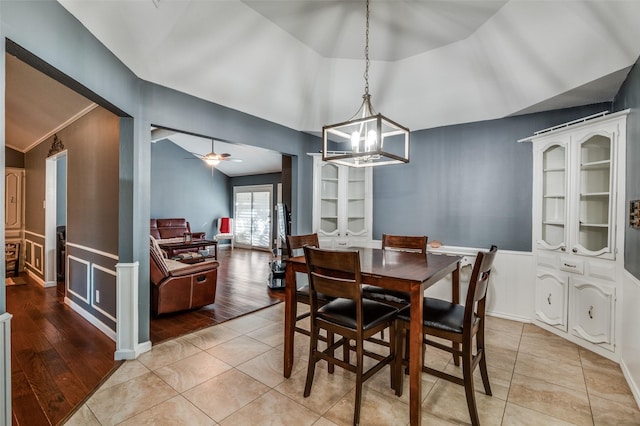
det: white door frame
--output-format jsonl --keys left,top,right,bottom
{"left": 44, "top": 151, "right": 67, "bottom": 287}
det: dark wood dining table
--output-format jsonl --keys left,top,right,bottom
{"left": 283, "top": 247, "right": 461, "bottom": 426}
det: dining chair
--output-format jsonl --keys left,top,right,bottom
{"left": 362, "top": 234, "right": 428, "bottom": 342}
{"left": 394, "top": 245, "right": 498, "bottom": 426}
{"left": 303, "top": 246, "right": 399, "bottom": 426}
{"left": 286, "top": 234, "right": 338, "bottom": 368}
{"left": 362, "top": 234, "right": 428, "bottom": 305}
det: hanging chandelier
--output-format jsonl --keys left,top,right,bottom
{"left": 322, "top": 0, "right": 410, "bottom": 167}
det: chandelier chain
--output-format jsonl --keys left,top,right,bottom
{"left": 364, "top": 0, "right": 370, "bottom": 96}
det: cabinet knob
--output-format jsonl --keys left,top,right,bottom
{"left": 560, "top": 247, "right": 566, "bottom": 252}
{"left": 572, "top": 248, "right": 578, "bottom": 253}
{"left": 588, "top": 305, "right": 594, "bottom": 319}
{"left": 547, "top": 293, "right": 552, "bottom": 305}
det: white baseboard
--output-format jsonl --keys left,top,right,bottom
{"left": 26, "top": 269, "right": 53, "bottom": 287}
{"left": 64, "top": 296, "right": 116, "bottom": 341}
{"left": 487, "top": 311, "right": 532, "bottom": 324}
{"left": 621, "top": 356, "right": 640, "bottom": 410}
{"left": 115, "top": 340, "right": 151, "bottom": 360}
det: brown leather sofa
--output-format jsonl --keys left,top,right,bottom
{"left": 151, "top": 218, "right": 207, "bottom": 256}
{"left": 150, "top": 242, "right": 219, "bottom": 315}
{"left": 150, "top": 218, "right": 206, "bottom": 240}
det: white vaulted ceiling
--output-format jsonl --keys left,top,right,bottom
{"left": 56, "top": 0, "right": 640, "bottom": 134}
{"left": 6, "top": 0, "right": 640, "bottom": 175}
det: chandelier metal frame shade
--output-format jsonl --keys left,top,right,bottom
{"left": 322, "top": 0, "right": 410, "bottom": 167}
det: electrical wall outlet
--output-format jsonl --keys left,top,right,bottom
{"left": 630, "top": 200, "right": 640, "bottom": 229}
{"left": 96, "top": 290, "right": 100, "bottom": 303}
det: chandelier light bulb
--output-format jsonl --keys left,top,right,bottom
{"left": 366, "top": 130, "right": 376, "bottom": 151}
{"left": 351, "top": 131, "right": 360, "bottom": 152}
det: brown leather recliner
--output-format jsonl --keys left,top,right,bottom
{"left": 150, "top": 247, "right": 219, "bottom": 315}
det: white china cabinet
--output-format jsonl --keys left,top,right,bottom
{"left": 311, "top": 154, "right": 372, "bottom": 248}
{"left": 524, "top": 110, "right": 628, "bottom": 360}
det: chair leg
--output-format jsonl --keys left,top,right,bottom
{"left": 388, "top": 322, "right": 398, "bottom": 395}
{"left": 477, "top": 326, "right": 492, "bottom": 396}
{"left": 343, "top": 338, "right": 350, "bottom": 364}
{"left": 462, "top": 344, "right": 480, "bottom": 426}
{"left": 304, "top": 324, "right": 320, "bottom": 397}
{"left": 394, "top": 323, "right": 404, "bottom": 396}
{"left": 354, "top": 340, "right": 364, "bottom": 426}
{"left": 327, "top": 331, "right": 335, "bottom": 374}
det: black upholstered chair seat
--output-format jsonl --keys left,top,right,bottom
{"left": 398, "top": 297, "right": 478, "bottom": 334}
{"left": 297, "top": 285, "right": 334, "bottom": 303}
{"left": 318, "top": 298, "right": 397, "bottom": 331}
{"left": 362, "top": 285, "right": 410, "bottom": 305}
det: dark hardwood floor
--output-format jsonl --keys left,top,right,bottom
{"left": 7, "top": 275, "right": 118, "bottom": 426}
{"left": 150, "top": 247, "right": 284, "bottom": 343}
{"left": 6, "top": 247, "right": 284, "bottom": 425}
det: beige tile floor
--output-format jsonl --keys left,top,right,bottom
{"left": 65, "top": 303, "right": 640, "bottom": 425}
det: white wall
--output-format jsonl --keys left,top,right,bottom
{"left": 621, "top": 270, "right": 640, "bottom": 408}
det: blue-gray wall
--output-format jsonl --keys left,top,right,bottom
{"left": 371, "top": 103, "right": 611, "bottom": 251}
{"left": 151, "top": 140, "right": 231, "bottom": 239}
{"left": 614, "top": 59, "right": 640, "bottom": 280}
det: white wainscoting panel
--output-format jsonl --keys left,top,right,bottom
{"left": 115, "top": 262, "right": 151, "bottom": 360}
{"left": 621, "top": 270, "right": 640, "bottom": 409}
{"left": 1, "top": 312, "right": 13, "bottom": 425}
{"left": 425, "top": 246, "right": 535, "bottom": 322}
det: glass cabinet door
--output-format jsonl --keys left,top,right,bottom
{"left": 319, "top": 162, "right": 339, "bottom": 235}
{"left": 575, "top": 134, "right": 613, "bottom": 256}
{"left": 540, "top": 144, "right": 567, "bottom": 250}
{"left": 345, "top": 167, "right": 366, "bottom": 236}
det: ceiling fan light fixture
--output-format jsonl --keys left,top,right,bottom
{"left": 204, "top": 155, "right": 220, "bottom": 166}
{"left": 322, "top": 0, "right": 409, "bottom": 168}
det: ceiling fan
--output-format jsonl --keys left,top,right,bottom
{"left": 190, "top": 140, "right": 242, "bottom": 166}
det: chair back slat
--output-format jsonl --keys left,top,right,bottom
{"left": 382, "top": 234, "right": 428, "bottom": 255}
{"left": 287, "top": 234, "right": 320, "bottom": 257}
{"left": 304, "top": 246, "right": 361, "bottom": 301}
{"left": 463, "top": 245, "right": 498, "bottom": 326}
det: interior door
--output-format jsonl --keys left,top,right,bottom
{"left": 234, "top": 185, "right": 272, "bottom": 250}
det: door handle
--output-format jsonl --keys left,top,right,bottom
{"left": 547, "top": 293, "right": 552, "bottom": 305}
{"left": 588, "top": 305, "right": 594, "bottom": 319}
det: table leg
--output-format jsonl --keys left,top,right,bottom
{"left": 409, "top": 283, "right": 424, "bottom": 426}
{"left": 284, "top": 261, "right": 297, "bottom": 378}
{"left": 452, "top": 262, "right": 461, "bottom": 366}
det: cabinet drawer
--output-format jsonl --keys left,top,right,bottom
{"left": 560, "top": 256, "right": 584, "bottom": 274}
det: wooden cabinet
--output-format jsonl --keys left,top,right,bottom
{"left": 525, "top": 110, "right": 628, "bottom": 359}
{"left": 311, "top": 154, "right": 372, "bottom": 248}
{"left": 5, "top": 168, "right": 24, "bottom": 235}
